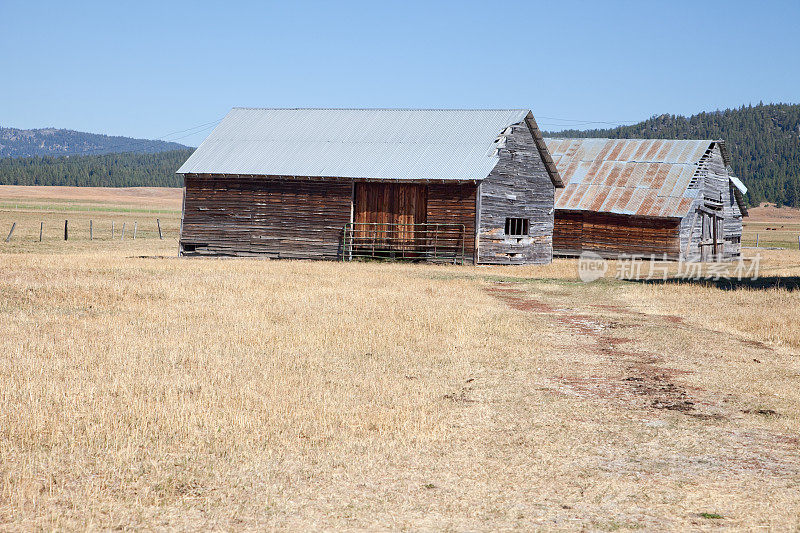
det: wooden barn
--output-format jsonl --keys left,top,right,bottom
{"left": 544, "top": 138, "right": 748, "bottom": 261}
{"left": 177, "top": 108, "right": 563, "bottom": 264}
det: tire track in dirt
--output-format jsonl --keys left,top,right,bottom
{"left": 592, "top": 303, "right": 775, "bottom": 352}
{"left": 486, "top": 283, "right": 800, "bottom": 479}
{"left": 485, "top": 285, "right": 710, "bottom": 417}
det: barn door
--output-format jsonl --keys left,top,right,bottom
{"left": 354, "top": 183, "right": 428, "bottom": 248}
{"left": 700, "top": 212, "right": 710, "bottom": 262}
{"left": 698, "top": 210, "right": 722, "bottom": 261}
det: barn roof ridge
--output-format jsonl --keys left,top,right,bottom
{"left": 546, "top": 137, "right": 720, "bottom": 142}
{"left": 231, "top": 106, "right": 530, "bottom": 112}
{"left": 178, "top": 107, "right": 561, "bottom": 186}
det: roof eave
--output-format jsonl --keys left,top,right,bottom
{"left": 524, "top": 112, "right": 564, "bottom": 188}
{"left": 715, "top": 140, "right": 731, "bottom": 167}
{"left": 555, "top": 207, "right": 685, "bottom": 219}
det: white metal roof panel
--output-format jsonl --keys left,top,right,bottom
{"left": 729, "top": 175, "right": 747, "bottom": 194}
{"left": 178, "top": 108, "right": 533, "bottom": 181}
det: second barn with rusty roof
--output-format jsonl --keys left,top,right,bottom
{"left": 544, "top": 138, "right": 747, "bottom": 261}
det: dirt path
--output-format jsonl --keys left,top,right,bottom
{"left": 485, "top": 282, "right": 800, "bottom": 481}
{"left": 487, "top": 285, "right": 704, "bottom": 416}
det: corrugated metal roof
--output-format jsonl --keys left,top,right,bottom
{"left": 178, "top": 108, "right": 547, "bottom": 182}
{"left": 544, "top": 138, "right": 726, "bottom": 218}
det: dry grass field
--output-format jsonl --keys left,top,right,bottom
{"left": 0, "top": 186, "right": 181, "bottom": 255}
{"left": 1, "top": 186, "right": 800, "bottom": 530}
{"left": 743, "top": 203, "right": 800, "bottom": 249}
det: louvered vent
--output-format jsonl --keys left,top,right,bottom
{"left": 689, "top": 150, "right": 713, "bottom": 189}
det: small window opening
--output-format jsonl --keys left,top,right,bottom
{"left": 505, "top": 218, "right": 529, "bottom": 236}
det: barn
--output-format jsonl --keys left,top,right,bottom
{"left": 177, "top": 108, "right": 563, "bottom": 264}
{"left": 544, "top": 138, "right": 748, "bottom": 261}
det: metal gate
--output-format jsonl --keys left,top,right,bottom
{"left": 342, "top": 222, "right": 466, "bottom": 264}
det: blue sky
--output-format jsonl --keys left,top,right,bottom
{"left": 1, "top": 0, "right": 798, "bottom": 147}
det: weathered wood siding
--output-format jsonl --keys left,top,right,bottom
{"left": 427, "top": 183, "right": 477, "bottom": 261}
{"left": 554, "top": 211, "right": 681, "bottom": 259}
{"left": 723, "top": 182, "right": 743, "bottom": 259}
{"left": 680, "top": 144, "right": 743, "bottom": 261}
{"left": 477, "top": 120, "right": 555, "bottom": 264}
{"left": 353, "top": 182, "right": 428, "bottom": 254}
{"left": 354, "top": 183, "right": 427, "bottom": 226}
{"left": 181, "top": 174, "right": 351, "bottom": 258}
{"left": 181, "top": 175, "right": 480, "bottom": 262}
{"left": 552, "top": 211, "right": 583, "bottom": 256}
{"left": 353, "top": 182, "right": 477, "bottom": 261}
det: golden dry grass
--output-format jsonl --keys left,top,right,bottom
{"left": 744, "top": 203, "right": 800, "bottom": 249}
{"left": 0, "top": 185, "right": 181, "bottom": 256}
{"left": 747, "top": 203, "right": 800, "bottom": 224}
{"left": 0, "top": 185, "right": 181, "bottom": 210}
{"left": 1, "top": 188, "right": 800, "bottom": 530}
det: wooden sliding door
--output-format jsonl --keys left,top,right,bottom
{"left": 353, "top": 183, "right": 427, "bottom": 245}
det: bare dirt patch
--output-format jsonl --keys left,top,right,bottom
{"left": 485, "top": 280, "right": 800, "bottom": 491}
{"left": 487, "top": 283, "right": 715, "bottom": 417}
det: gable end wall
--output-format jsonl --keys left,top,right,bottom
{"left": 477, "top": 122, "right": 555, "bottom": 264}
{"left": 679, "top": 144, "right": 743, "bottom": 261}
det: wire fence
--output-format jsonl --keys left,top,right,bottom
{"left": 3, "top": 218, "right": 169, "bottom": 242}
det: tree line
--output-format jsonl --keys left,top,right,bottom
{"left": 2, "top": 103, "right": 798, "bottom": 206}
{"left": 0, "top": 150, "right": 193, "bottom": 187}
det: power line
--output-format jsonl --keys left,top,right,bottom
{"left": 24, "top": 112, "right": 645, "bottom": 158}
{"left": 152, "top": 119, "right": 224, "bottom": 141}
{"left": 56, "top": 118, "right": 223, "bottom": 157}
{"left": 538, "top": 122, "right": 634, "bottom": 129}
{"left": 160, "top": 124, "right": 221, "bottom": 143}
{"left": 536, "top": 115, "right": 642, "bottom": 126}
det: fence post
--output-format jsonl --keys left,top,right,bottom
{"left": 64, "top": 220, "right": 68, "bottom": 241}
{"left": 39, "top": 221, "right": 43, "bottom": 242}
{"left": 133, "top": 221, "right": 137, "bottom": 240}
{"left": 157, "top": 218, "right": 163, "bottom": 239}
{"left": 341, "top": 225, "right": 347, "bottom": 262}
{"left": 90, "top": 219, "right": 93, "bottom": 241}
{"left": 112, "top": 221, "right": 115, "bottom": 239}
{"left": 4, "top": 222, "right": 16, "bottom": 242}
{"left": 121, "top": 222, "right": 126, "bottom": 241}
{"left": 434, "top": 223, "right": 439, "bottom": 260}
{"left": 756, "top": 233, "right": 759, "bottom": 247}
{"left": 461, "top": 225, "right": 465, "bottom": 265}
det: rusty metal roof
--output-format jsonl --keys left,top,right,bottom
{"left": 545, "top": 138, "right": 724, "bottom": 218}
{"left": 178, "top": 108, "right": 561, "bottom": 186}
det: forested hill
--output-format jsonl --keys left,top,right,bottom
{"left": 0, "top": 127, "right": 188, "bottom": 158}
{"left": 546, "top": 103, "right": 800, "bottom": 207}
{"left": 3, "top": 104, "right": 799, "bottom": 194}
{"left": 0, "top": 150, "right": 193, "bottom": 187}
